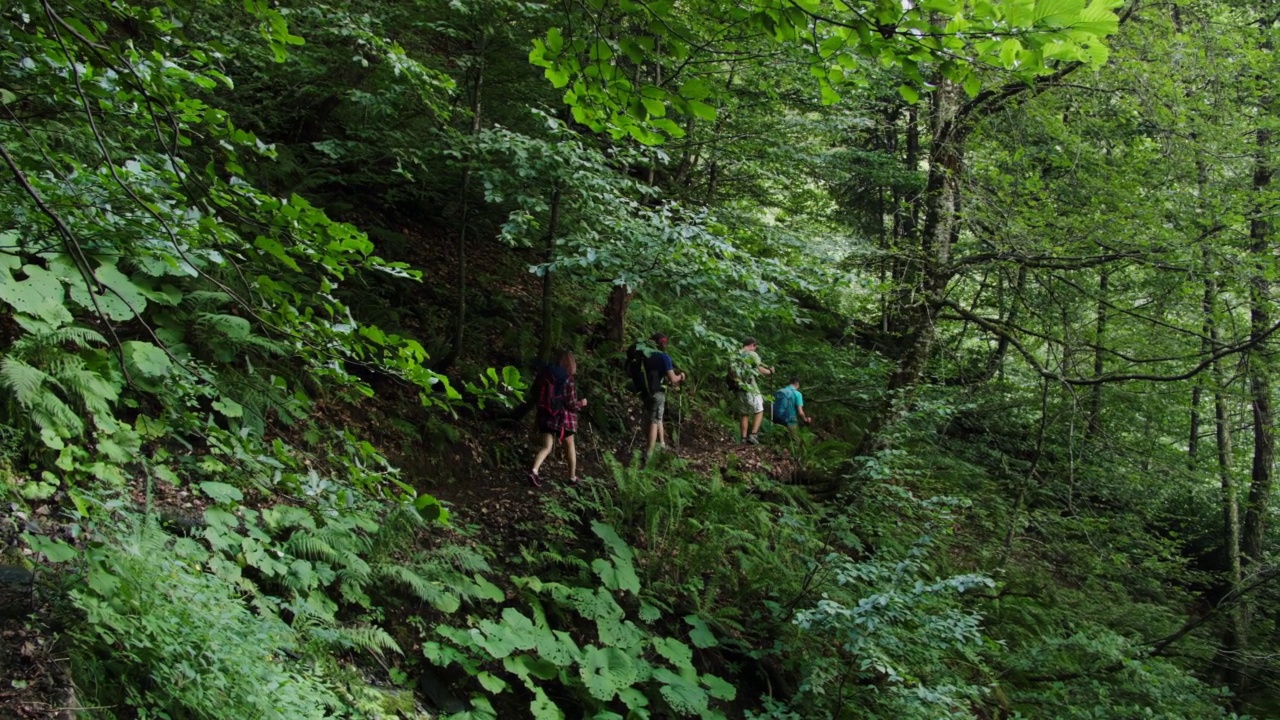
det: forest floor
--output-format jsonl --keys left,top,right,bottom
{"left": 0, "top": 566, "right": 73, "bottom": 719}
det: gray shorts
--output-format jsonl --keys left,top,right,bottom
{"left": 645, "top": 391, "right": 667, "bottom": 423}
{"left": 737, "top": 391, "right": 763, "bottom": 416}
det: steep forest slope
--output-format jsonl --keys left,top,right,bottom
{"left": 2, "top": 0, "right": 1279, "bottom": 718}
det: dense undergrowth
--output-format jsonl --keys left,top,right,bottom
{"left": 3, "top": 0, "right": 1279, "bottom": 718}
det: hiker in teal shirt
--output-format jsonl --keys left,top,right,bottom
{"left": 772, "top": 376, "right": 811, "bottom": 437}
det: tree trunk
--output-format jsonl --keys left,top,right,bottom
{"left": 859, "top": 79, "right": 964, "bottom": 454}
{"left": 1208, "top": 257, "right": 1247, "bottom": 694}
{"left": 435, "top": 57, "right": 484, "bottom": 373}
{"left": 537, "top": 186, "right": 564, "bottom": 361}
{"left": 1243, "top": 121, "right": 1273, "bottom": 566}
{"left": 1087, "top": 270, "right": 1109, "bottom": 439}
{"left": 983, "top": 266, "right": 1025, "bottom": 382}
{"left": 604, "top": 284, "right": 633, "bottom": 349}
{"left": 1189, "top": 384, "right": 1203, "bottom": 466}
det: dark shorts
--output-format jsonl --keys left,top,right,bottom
{"left": 538, "top": 421, "right": 574, "bottom": 438}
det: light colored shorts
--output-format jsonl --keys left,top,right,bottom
{"left": 646, "top": 391, "right": 667, "bottom": 423}
{"left": 737, "top": 391, "right": 763, "bottom": 415}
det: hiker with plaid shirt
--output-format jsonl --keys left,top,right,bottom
{"left": 528, "top": 350, "right": 586, "bottom": 487}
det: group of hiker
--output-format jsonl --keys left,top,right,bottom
{"left": 526, "top": 334, "right": 810, "bottom": 487}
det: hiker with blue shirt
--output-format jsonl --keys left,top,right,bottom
{"left": 528, "top": 350, "right": 586, "bottom": 487}
{"left": 627, "top": 332, "right": 685, "bottom": 459}
{"left": 772, "top": 376, "right": 811, "bottom": 437}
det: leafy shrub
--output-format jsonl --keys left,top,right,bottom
{"left": 787, "top": 532, "right": 995, "bottom": 720}
{"left": 425, "top": 521, "right": 736, "bottom": 719}
{"left": 71, "top": 522, "right": 344, "bottom": 719}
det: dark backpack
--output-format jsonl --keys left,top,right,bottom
{"left": 535, "top": 366, "right": 569, "bottom": 415}
{"left": 726, "top": 362, "right": 741, "bottom": 392}
{"left": 626, "top": 343, "right": 652, "bottom": 397}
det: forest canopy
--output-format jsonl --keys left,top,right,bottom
{"left": 1, "top": 0, "right": 1279, "bottom": 718}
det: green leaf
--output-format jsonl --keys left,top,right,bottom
{"left": 415, "top": 493, "right": 448, "bottom": 522}
{"left": 818, "top": 35, "right": 847, "bottom": 59}
{"left": 579, "top": 646, "right": 639, "bottom": 702}
{"left": 504, "top": 654, "right": 559, "bottom": 681}
{"left": 450, "top": 696, "right": 498, "bottom": 720}
{"left": 680, "top": 78, "right": 711, "bottom": 100}
{"left": 820, "top": 81, "right": 841, "bottom": 105}
{"left": 898, "top": 84, "right": 919, "bottom": 104}
{"left": 28, "top": 534, "right": 77, "bottom": 563}
{"left": 999, "top": 38, "right": 1023, "bottom": 67}
{"left": 650, "top": 118, "right": 687, "bottom": 138}
{"left": 123, "top": 341, "right": 172, "bottom": 379}
{"left": 1033, "top": 0, "right": 1085, "bottom": 27}
{"left": 0, "top": 263, "right": 71, "bottom": 326}
{"left": 530, "top": 687, "right": 564, "bottom": 720}
{"left": 684, "top": 615, "right": 718, "bottom": 648}
{"left": 618, "top": 687, "right": 649, "bottom": 711}
{"left": 1073, "top": 0, "right": 1120, "bottom": 35}
{"left": 686, "top": 100, "right": 717, "bottom": 121}
{"left": 199, "top": 481, "right": 244, "bottom": 505}
{"left": 94, "top": 262, "right": 149, "bottom": 318}
{"left": 653, "top": 637, "right": 694, "bottom": 670}
{"left": 212, "top": 397, "right": 244, "bottom": 418}
{"left": 471, "top": 571, "right": 504, "bottom": 599}
{"left": 653, "top": 668, "right": 708, "bottom": 714}
{"left": 640, "top": 97, "right": 666, "bottom": 118}
{"left": 477, "top": 671, "right": 508, "bottom": 694}
{"left": 702, "top": 673, "right": 736, "bottom": 701}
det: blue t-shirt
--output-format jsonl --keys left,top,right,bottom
{"left": 645, "top": 351, "right": 673, "bottom": 391}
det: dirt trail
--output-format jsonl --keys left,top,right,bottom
{"left": 428, "top": 401, "right": 798, "bottom": 550}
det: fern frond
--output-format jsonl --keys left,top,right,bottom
{"left": 332, "top": 625, "right": 402, "bottom": 656}
{"left": 1, "top": 356, "right": 53, "bottom": 407}
{"left": 432, "top": 544, "right": 492, "bottom": 574}
{"left": 182, "top": 290, "right": 233, "bottom": 309}
{"left": 337, "top": 552, "right": 372, "bottom": 583}
{"left": 31, "top": 391, "right": 84, "bottom": 435}
{"left": 285, "top": 534, "right": 340, "bottom": 562}
{"left": 45, "top": 325, "right": 108, "bottom": 349}
{"left": 315, "top": 527, "right": 372, "bottom": 555}
{"left": 42, "top": 351, "right": 84, "bottom": 378}
{"left": 242, "top": 335, "right": 289, "bottom": 356}
{"left": 57, "top": 365, "right": 120, "bottom": 417}
{"left": 374, "top": 564, "right": 449, "bottom": 605}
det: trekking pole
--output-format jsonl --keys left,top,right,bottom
{"left": 675, "top": 385, "right": 683, "bottom": 451}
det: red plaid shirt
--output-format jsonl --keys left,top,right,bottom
{"left": 537, "top": 376, "right": 582, "bottom": 438}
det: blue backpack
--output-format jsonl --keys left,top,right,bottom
{"left": 772, "top": 386, "right": 798, "bottom": 424}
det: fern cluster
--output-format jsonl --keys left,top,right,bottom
{"left": 0, "top": 325, "right": 118, "bottom": 438}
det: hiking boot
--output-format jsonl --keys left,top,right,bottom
{"left": 740, "top": 436, "right": 749, "bottom": 444}
{"left": 747, "top": 434, "right": 760, "bottom": 445}
{"left": 568, "top": 476, "right": 580, "bottom": 486}
{"left": 528, "top": 471, "right": 541, "bottom": 488}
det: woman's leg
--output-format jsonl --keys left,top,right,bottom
{"left": 531, "top": 433, "right": 554, "bottom": 474}
{"left": 565, "top": 434, "right": 577, "bottom": 479}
